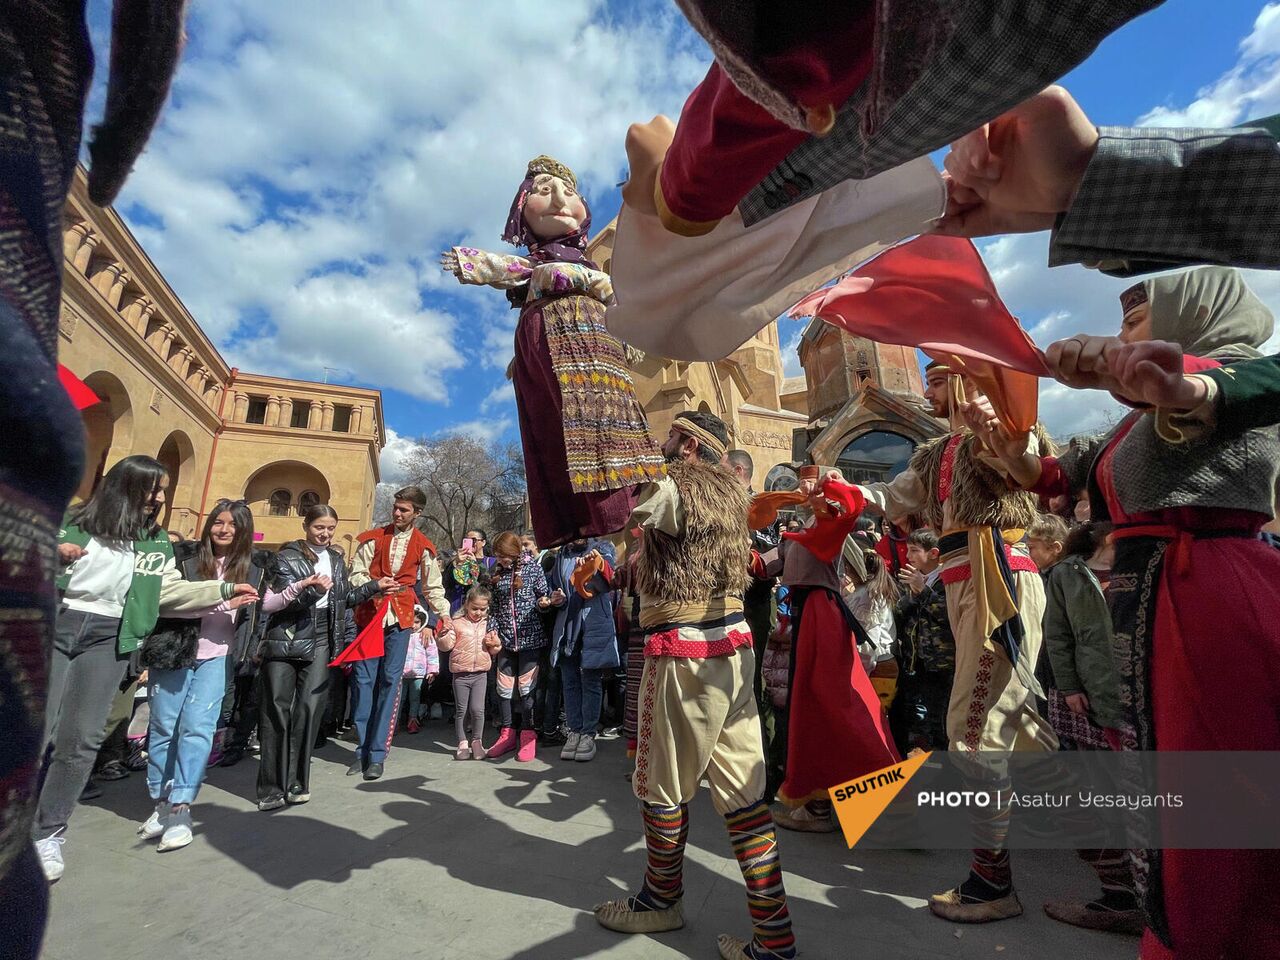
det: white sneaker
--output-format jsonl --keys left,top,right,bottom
{"left": 574, "top": 733, "right": 597, "bottom": 762}
{"left": 157, "top": 806, "right": 193, "bottom": 852}
{"left": 137, "top": 801, "right": 169, "bottom": 841}
{"left": 560, "top": 732, "right": 581, "bottom": 760}
{"left": 36, "top": 831, "right": 65, "bottom": 882}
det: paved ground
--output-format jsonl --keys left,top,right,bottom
{"left": 44, "top": 724, "right": 1140, "bottom": 960}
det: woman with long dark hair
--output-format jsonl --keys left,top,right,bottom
{"left": 256, "top": 504, "right": 374, "bottom": 809}
{"left": 40, "top": 457, "right": 258, "bottom": 881}
{"left": 137, "top": 499, "right": 270, "bottom": 850}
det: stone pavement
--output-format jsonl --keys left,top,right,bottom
{"left": 44, "top": 727, "right": 1139, "bottom": 960}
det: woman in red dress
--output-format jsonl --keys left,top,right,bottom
{"left": 969, "top": 267, "right": 1280, "bottom": 960}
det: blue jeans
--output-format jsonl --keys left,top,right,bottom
{"left": 147, "top": 657, "right": 229, "bottom": 805}
{"left": 351, "top": 626, "right": 410, "bottom": 764}
{"left": 559, "top": 652, "right": 606, "bottom": 735}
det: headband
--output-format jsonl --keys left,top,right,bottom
{"left": 1120, "top": 281, "right": 1149, "bottom": 316}
{"left": 674, "top": 419, "right": 727, "bottom": 461}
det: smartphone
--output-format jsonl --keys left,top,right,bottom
{"left": 461, "top": 537, "right": 474, "bottom": 552}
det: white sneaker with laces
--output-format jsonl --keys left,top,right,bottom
{"left": 575, "top": 733, "right": 597, "bottom": 762}
{"left": 36, "top": 831, "right": 65, "bottom": 882}
{"left": 560, "top": 732, "right": 581, "bottom": 760}
{"left": 137, "top": 801, "right": 169, "bottom": 841}
{"left": 157, "top": 806, "right": 194, "bottom": 852}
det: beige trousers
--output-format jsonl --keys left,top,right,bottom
{"left": 632, "top": 647, "right": 767, "bottom": 815}
{"left": 945, "top": 569, "right": 1058, "bottom": 754}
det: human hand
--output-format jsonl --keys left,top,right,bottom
{"left": 375, "top": 576, "right": 401, "bottom": 595}
{"left": 550, "top": 588, "right": 567, "bottom": 607}
{"left": 1065, "top": 692, "right": 1090, "bottom": 717}
{"left": 898, "top": 564, "right": 926, "bottom": 595}
{"left": 934, "top": 86, "right": 1099, "bottom": 239}
{"left": 228, "top": 582, "right": 260, "bottom": 610}
{"left": 537, "top": 596, "right": 551, "bottom": 610}
{"left": 58, "top": 542, "right": 88, "bottom": 565}
{"left": 960, "top": 400, "right": 1029, "bottom": 462}
{"left": 1108, "top": 340, "right": 1208, "bottom": 411}
{"left": 622, "top": 115, "right": 675, "bottom": 216}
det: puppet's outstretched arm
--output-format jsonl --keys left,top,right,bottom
{"left": 440, "top": 247, "right": 532, "bottom": 289}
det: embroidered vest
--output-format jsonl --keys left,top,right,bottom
{"left": 356, "top": 525, "right": 436, "bottom": 629}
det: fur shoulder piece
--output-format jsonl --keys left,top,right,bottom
{"left": 635, "top": 459, "right": 751, "bottom": 604}
{"left": 907, "top": 427, "right": 1046, "bottom": 532}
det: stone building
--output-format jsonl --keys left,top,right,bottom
{"left": 58, "top": 168, "right": 384, "bottom": 555}
{"left": 588, "top": 222, "right": 810, "bottom": 491}
{"left": 796, "top": 317, "right": 945, "bottom": 483}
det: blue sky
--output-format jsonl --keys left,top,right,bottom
{"left": 86, "top": 1, "right": 1280, "bottom": 478}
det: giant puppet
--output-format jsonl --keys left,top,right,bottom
{"left": 442, "top": 156, "right": 664, "bottom": 548}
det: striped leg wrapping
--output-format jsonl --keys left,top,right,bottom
{"left": 725, "top": 801, "right": 796, "bottom": 960}
{"left": 636, "top": 803, "right": 688, "bottom": 910}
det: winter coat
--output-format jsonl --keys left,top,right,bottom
{"left": 762, "top": 614, "right": 791, "bottom": 709}
{"left": 545, "top": 539, "right": 620, "bottom": 670}
{"left": 487, "top": 554, "right": 550, "bottom": 651}
{"left": 261, "top": 540, "right": 374, "bottom": 662}
{"left": 143, "top": 542, "right": 270, "bottom": 673}
{"left": 1041, "top": 554, "right": 1124, "bottom": 730}
{"left": 894, "top": 575, "right": 955, "bottom": 675}
{"left": 437, "top": 615, "right": 499, "bottom": 673}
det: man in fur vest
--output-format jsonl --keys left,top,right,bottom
{"left": 347, "top": 486, "right": 450, "bottom": 780}
{"left": 594, "top": 411, "right": 796, "bottom": 960}
{"left": 855, "top": 361, "right": 1058, "bottom": 924}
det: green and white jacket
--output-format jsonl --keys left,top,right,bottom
{"left": 56, "top": 518, "right": 232, "bottom": 654}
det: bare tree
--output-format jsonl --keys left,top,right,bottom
{"left": 396, "top": 434, "right": 527, "bottom": 548}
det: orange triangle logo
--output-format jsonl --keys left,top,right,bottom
{"left": 829, "top": 751, "right": 933, "bottom": 848}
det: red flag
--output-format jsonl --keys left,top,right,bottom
{"left": 789, "top": 235, "right": 1047, "bottom": 432}
{"left": 329, "top": 599, "right": 390, "bottom": 667}
{"left": 58, "top": 365, "right": 99, "bottom": 410}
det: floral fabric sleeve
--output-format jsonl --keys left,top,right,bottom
{"left": 452, "top": 247, "right": 532, "bottom": 289}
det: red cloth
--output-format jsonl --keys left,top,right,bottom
{"left": 782, "top": 480, "right": 865, "bottom": 562}
{"left": 354, "top": 525, "right": 435, "bottom": 630}
{"left": 875, "top": 534, "right": 908, "bottom": 575}
{"left": 329, "top": 599, "right": 391, "bottom": 666}
{"left": 779, "top": 588, "right": 900, "bottom": 805}
{"left": 659, "top": 8, "right": 875, "bottom": 225}
{"left": 789, "top": 235, "right": 1048, "bottom": 433}
{"left": 57, "top": 365, "right": 98, "bottom": 410}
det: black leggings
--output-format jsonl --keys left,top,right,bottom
{"left": 495, "top": 649, "right": 540, "bottom": 728}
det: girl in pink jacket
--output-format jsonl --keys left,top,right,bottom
{"left": 436, "top": 586, "right": 500, "bottom": 759}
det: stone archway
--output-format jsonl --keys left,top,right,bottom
{"left": 243, "top": 460, "right": 334, "bottom": 547}
{"left": 77, "top": 371, "right": 135, "bottom": 499}
{"left": 156, "top": 430, "right": 196, "bottom": 535}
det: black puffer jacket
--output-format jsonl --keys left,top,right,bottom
{"left": 143, "top": 542, "right": 271, "bottom": 672}
{"left": 260, "top": 540, "right": 375, "bottom": 662}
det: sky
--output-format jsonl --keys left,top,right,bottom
{"left": 85, "top": 0, "right": 1280, "bottom": 482}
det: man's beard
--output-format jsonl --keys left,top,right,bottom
{"left": 663, "top": 451, "right": 681, "bottom": 463}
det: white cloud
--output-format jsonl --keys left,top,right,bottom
{"left": 1138, "top": 4, "right": 1280, "bottom": 127}
{"left": 441, "top": 417, "right": 515, "bottom": 445}
{"left": 111, "top": 0, "right": 709, "bottom": 409}
{"left": 378, "top": 427, "right": 419, "bottom": 485}
{"left": 480, "top": 382, "right": 516, "bottom": 413}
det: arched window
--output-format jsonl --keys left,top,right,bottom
{"left": 298, "top": 490, "right": 321, "bottom": 515}
{"left": 764, "top": 464, "right": 799, "bottom": 492}
{"left": 836, "top": 430, "right": 916, "bottom": 485}
{"left": 268, "top": 489, "right": 292, "bottom": 517}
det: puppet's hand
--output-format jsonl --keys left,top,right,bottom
{"left": 622, "top": 116, "right": 675, "bottom": 217}
{"left": 440, "top": 250, "right": 460, "bottom": 276}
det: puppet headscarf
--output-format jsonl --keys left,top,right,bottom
{"left": 1131, "top": 266, "right": 1273, "bottom": 363}
{"left": 503, "top": 155, "right": 597, "bottom": 267}
{"left": 501, "top": 155, "right": 597, "bottom": 307}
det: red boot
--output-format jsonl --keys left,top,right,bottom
{"left": 516, "top": 729, "right": 538, "bottom": 762}
{"left": 487, "top": 726, "right": 517, "bottom": 760}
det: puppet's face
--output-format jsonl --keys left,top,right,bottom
{"left": 524, "top": 174, "right": 587, "bottom": 239}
